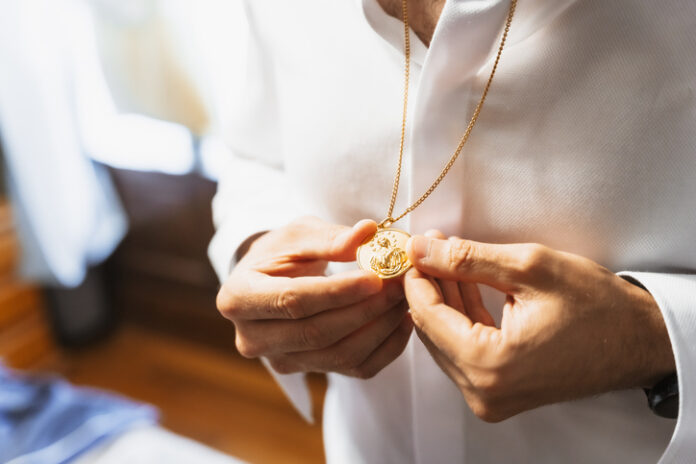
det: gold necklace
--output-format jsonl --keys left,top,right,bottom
{"left": 357, "top": 0, "right": 517, "bottom": 279}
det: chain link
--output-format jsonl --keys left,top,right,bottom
{"left": 384, "top": 0, "right": 517, "bottom": 226}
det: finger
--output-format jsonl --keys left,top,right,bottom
{"left": 445, "top": 238, "right": 495, "bottom": 326}
{"left": 261, "top": 257, "right": 328, "bottom": 278}
{"left": 423, "top": 230, "right": 467, "bottom": 312}
{"left": 458, "top": 282, "right": 496, "bottom": 326}
{"left": 221, "top": 269, "right": 383, "bottom": 320}
{"left": 349, "top": 313, "right": 413, "bottom": 379}
{"left": 299, "top": 219, "right": 378, "bottom": 262}
{"left": 281, "top": 300, "right": 409, "bottom": 373}
{"left": 416, "top": 327, "right": 474, "bottom": 391}
{"left": 424, "top": 229, "right": 446, "bottom": 239}
{"left": 405, "top": 268, "right": 498, "bottom": 363}
{"left": 416, "top": 233, "right": 490, "bottom": 325}
{"left": 439, "top": 279, "right": 466, "bottom": 312}
{"left": 242, "top": 280, "right": 405, "bottom": 355}
{"left": 406, "top": 235, "right": 530, "bottom": 292}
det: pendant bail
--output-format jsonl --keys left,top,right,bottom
{"left": 378, "top": 217, "right": 395, "bottom": 229}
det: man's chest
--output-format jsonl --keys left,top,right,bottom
{"left": 375, "top": 0, "right": 446, "bottom": 46}
{"left": 245, "top": 0, "right": 696, "bottom": 269}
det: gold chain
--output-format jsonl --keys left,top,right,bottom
{"left": 381, "top": 0, "right": 517, "bottom": 229}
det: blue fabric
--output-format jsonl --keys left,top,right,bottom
{"left": 0, "top": 363, "right": 157, "bottom": 464}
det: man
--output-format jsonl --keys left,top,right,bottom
{"left": 210, "top": 0, "right": 696, "bottom": 462}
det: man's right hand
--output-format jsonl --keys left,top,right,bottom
{"left": 216, "top": 216, "right": 413, "bottom": 378}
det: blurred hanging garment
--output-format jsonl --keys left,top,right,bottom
{"left": 86, "top": 0, "right": 250, "bottom": 179}
{"left": 0, "top": 0, "right": 127, "bottom": 287}
{"left": 88, "top": 0, "right": 211, "bottom": 136}
{"left": 0, "top": 363, "right": 157, "bottom": 464}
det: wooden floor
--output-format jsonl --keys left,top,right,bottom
{"left": 51, "top": 325, "right": 327, "bottom": 464}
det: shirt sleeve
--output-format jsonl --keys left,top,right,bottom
{"left": 207, "top": 159, "right": 314, "bottom": 421}
{"left": 617, "top": 271, "right": 696, "bottom": 464}
{"left": 207, "top": 153, "right": 300, "bottom": 282}
{"left": 206, "top": 0, "right": 296, "bottom": 281}
{"left": 207, "top": 1, "right": 313, "bottom": 422}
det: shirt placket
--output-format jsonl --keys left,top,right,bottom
{"left": 400, "top": 1, "right": 513, "bottom": 463}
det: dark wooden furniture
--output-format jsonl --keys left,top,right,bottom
{"left": 105, "top": 168, "right": 235, "bottom": 351}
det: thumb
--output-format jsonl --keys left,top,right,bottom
{"left": 300, "top": 219, "right": 378, "bottom": 262}
{"left": 406, "top": 235, "right": 527, "bottom": 293}
{"left": 404, "top": 268, "right": 494, "bottom": 363}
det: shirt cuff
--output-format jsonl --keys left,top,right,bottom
{"left": 617, "top": 271, "right": 696, "bottom": 464}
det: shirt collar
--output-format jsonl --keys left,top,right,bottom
{"left": 359, "top": 0, "right": 429, "bottom": 66}
{"left": 358, "top": 0, "right": 578, "bottom": 72}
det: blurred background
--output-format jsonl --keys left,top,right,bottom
{"left": 0, "top": 0, "right": 325, "bottom": 462}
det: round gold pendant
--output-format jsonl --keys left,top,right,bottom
{"left": 357, "top": 228, "right": 412, "bottom": 279}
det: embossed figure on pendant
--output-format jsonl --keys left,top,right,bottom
{"left": 370, "top": 235, "right": 408, "bottom": 277}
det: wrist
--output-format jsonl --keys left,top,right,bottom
{"left": 622, "top": 276, "right": 676, "bottom": 388}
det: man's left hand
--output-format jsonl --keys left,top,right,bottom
{"left": 403, "top": 231, "right": 676, "bottom": 422}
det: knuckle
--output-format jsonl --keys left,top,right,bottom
{"left": 470, "top": 398, "right": 506, "bottom": 423}
{"left": 449, "top": 240, "right": 476, "bottom": 273}
{"left": 385, "top": 282, "right": 406, "bottom": 304}
{"left": 409, "top": 304, "right": 428, "bottom": 332}
{"left": 216, "top": 286, "right": 237, "bottom": 320}
{"left": 215, "top": 286, "right": 228, "bottom": 311}
{"left": 471, "top": 370, "right": 505, "bottom": 396}
{"left": 360, "top": 292, "right": 398, "bottom": 325}
{"left": 350, "top": 366, "right": 378, "bottom": 380}
{"left": 515, "top": 243, "right": 549, "bottom": 274}
{"left": 235, "top": 335, "right": 262, "bottom": 359}
{"left": 300, "top": 321, "right": 327, "bottom": 350}
{"left": 275, "top": 289, "right": 304, "bottom": 319}
{"left": 269, "top": 357, "right": 297, "bottom": 375}
{"left": 357, "top": 299, "right": 381, "bottom": 325}
{"left": 325, "top": 224, "right": 347, "bottom": 247}
{"left": 289, "top": 215, "right": 322, "bottom": 235}
{"left": 332, "top": 350, "right": 360, "bottom": 371}
{"left": 497, "top": 334, "right": 522, "bottom": 362}
{"left": 471, "top": 401, "right": 502, "bottom": 423}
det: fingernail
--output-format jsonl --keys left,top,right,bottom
{"left": 409, "top": 236, "right": 431, "bottom": 262}
{"left": 352, "top": 219, "right": 368, "bottom": 230}
{"left": 352, "top": 219, "right": 377, "bottom": 238}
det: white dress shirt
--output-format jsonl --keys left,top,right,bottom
{"left": 208, "top": 1, "right": 696, "bottom": 462}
